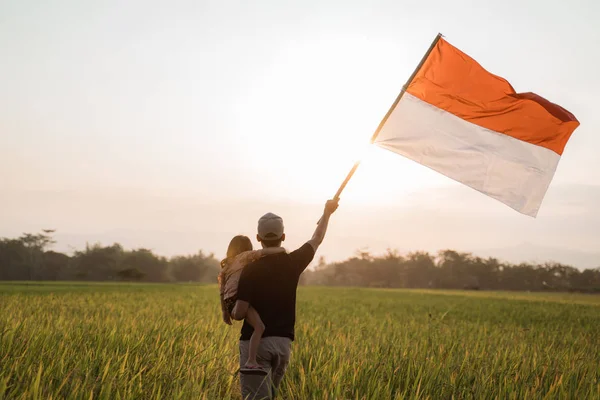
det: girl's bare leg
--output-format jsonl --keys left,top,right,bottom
{"left": 243, "top": 306, "right": 265, "bottom": 367}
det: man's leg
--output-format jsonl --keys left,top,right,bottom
{"left": 239, "top": 340, "right": 272, "bottom": 400}
{"left": 267, "top": 337, "right": 292, "bottom": 398}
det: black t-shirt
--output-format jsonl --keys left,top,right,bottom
{"left": 236, "top": 243, "right": 315, "bottom": 341}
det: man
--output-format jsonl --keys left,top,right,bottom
{"left": 231, "top": 199, "right": 339, "bottom": 399}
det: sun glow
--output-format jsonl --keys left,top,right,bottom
{"left": 230, "top": 34, "right": 449, "bottom": 205}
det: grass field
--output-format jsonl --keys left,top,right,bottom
{"left": 1, "top": 283, "right": 599, "bottom": 399}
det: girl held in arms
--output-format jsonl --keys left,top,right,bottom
{"left": 218, "top": 235, "right": 284, "bottom": 373}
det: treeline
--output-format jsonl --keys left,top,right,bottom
{"left": 300, "top": 250, "right": 600, "bottom": 293}
{"left": 0, "top": 231, "right": 219, "bottom": 283}
{"left": 2, "top": 232, "right": 600, "bottom": 293}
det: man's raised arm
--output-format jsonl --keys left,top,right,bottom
{"left": 307, "top": 199, "right": 339, "bottom": 252}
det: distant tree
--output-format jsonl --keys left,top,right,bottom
{"left": 170, "top": 251, "right": 219, "bottom": 283}
{"left": 71, "top": 243, "right": 124, "bottom": 281}
{"left": 436, "top": 250, "right": 474, "bottom": 289}
{"left": 404, "top": 252, "right": 436, "bottom": 288}
{"left": 0, "top": 239, "right": 29, "bottom": 280}
{"left": 476, "top": 257, "right": 503, "bottom": 290}
{"left": 571, "top": 267, "right": 600, "bottom": 292}
{"left": 19, "top": 230, "right": 56, "bottom": 251}
{"left": 42, "top": 251, "right": 70, "bottom": 280}
{"left": 0, "top": 230, "right": 56, "bottom": 280}
{"left": 120, "top": 249, "right": 169, "bottom": 282}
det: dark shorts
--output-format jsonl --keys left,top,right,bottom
{"left": 224, "top": 296, "right": 237, "bottom": 315}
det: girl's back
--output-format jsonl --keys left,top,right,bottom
{"left": 219, "top": 250, "right": 262, "bottom": 300}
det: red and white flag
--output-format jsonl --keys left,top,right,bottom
{"left": 374, "top": 37, "right": 579, "bottom": 217}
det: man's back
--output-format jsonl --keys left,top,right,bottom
{"left": 237, "top": 243, "right": 314, "bottom": 341}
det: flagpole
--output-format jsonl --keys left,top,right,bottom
{"left": 328, "top": 33, "right": 443, "bottom": 202}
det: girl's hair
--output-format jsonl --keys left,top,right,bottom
{"left": 221, "top": 235, "right": 253, "bottom": 269}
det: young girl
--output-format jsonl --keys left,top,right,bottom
{"left": 218, "top": 235, "right": 284, "bottom": 372}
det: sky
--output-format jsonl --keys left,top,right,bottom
{"left": 1, "top": 0, "right": 599, "bottom": 268}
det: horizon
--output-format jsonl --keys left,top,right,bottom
{"left": 2, "top": 0, "right": 599, "bottom": 270}
{"left": 3, "top": 185, "right": 599, "bottom": 269}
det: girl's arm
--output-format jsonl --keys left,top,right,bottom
{"left": 257, "top": 247, "right": 285, "bottom": 257}
{"left": 239, "top": 247, "right": 286, "bottom": 265}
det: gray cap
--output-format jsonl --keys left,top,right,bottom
{"left": 257, "top": 212, "right": 284, "bottom": 240}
